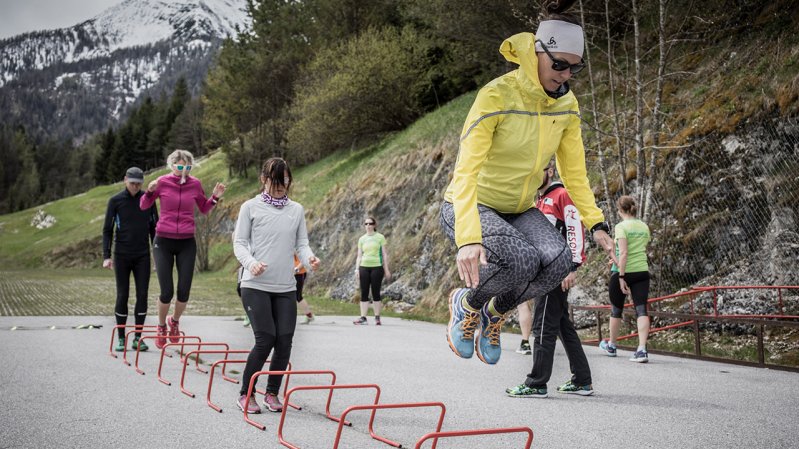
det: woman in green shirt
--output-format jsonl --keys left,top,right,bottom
{"left": 601, "top": 195, "right": 652, "bottom": 363}
{"left": 353, "top": 216, "right": 391, "bottom": 325}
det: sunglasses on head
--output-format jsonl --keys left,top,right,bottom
{"left": 536, "top": 40, "right": 585, "bottom": 75}
{"left": 175, "top": 164, "right": 192, "bottom": 171}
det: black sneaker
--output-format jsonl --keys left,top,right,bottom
{"left": 353, "top": 316, "right": 368, "bottom": 325}
{"left": 375, "top": 316, "right": 382, "bottom": 326}
{"left": 516, "top": 341, "right": 531, "bottom": 355}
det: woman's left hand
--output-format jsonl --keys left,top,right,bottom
{"left": 384, "top": 269, "right": 391, "bottom": 281}
{"left": 561, "top": 271, "right": 576, "bottom": 292}
{"left": 309, "top": 256, "right": 321, "bottom": 271}
{"left": 212, "top": 182, "right": 226, "bottom": 198}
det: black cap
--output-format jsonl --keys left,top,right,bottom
{"left": 125, "top": 167, "right": 144, "bottom": 183}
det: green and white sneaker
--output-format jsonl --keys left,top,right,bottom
{"left": 505, "top": 384, "right": 548, "bottom": 398}
{"left": 556, "top": 380, "right": 594, "bottom": 396}
{"left": 114, "top": 337, "right": 125, "bottom": 352}
{"left": 132, "top": 337, "right": 148, "bottom": 352}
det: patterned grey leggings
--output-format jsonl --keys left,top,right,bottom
{"left": 440, "top": 201, "right": 572, "bottom": 315}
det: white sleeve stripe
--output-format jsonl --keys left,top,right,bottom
{"left": 563, "top": 204, "right": 584, "bottom": 264}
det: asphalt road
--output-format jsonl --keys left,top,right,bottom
{"left": 1, "top": 315, "right": 797, "bottom": 448}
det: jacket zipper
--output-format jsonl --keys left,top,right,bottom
{"left": 176, "top": 181, "right": 182, "bottom": 235}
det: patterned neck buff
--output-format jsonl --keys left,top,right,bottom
{"left": 261, "top": 191, "right": 289, "bottom": 208}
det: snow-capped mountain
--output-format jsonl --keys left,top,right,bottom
{"left": 0, "top": 0, "right": 250, "bottom": 141}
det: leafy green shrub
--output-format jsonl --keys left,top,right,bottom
{"left": 286, "top": 26, "right": 433, "bottom": 164}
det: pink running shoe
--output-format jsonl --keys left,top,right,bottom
{"left": 237, "top": 395, "right": 261, "bottom": 414}
{"left": 168, "top": 316, "right": 180, "bottom": 343}
{"left": 263, "top": 393, "right": 283, "bottom": 413}
{"left": 155, "top": 324, "right": 167, "bottom": 349}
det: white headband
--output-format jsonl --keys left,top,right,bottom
{"left": 535, "top": 20, "right": 584, "bottom": 58}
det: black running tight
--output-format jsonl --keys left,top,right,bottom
{"left": 239, "top": 288, "right": 297, "bottom": 396}
{"left": 153, "top": 236, "right": 196, "bottom": 304}
{"left": 358, "top": 266, "right": 384, "bottom": 302}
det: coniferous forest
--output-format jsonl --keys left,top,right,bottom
{"left": 2, "top": 0, "right": 797, "bottom": 221}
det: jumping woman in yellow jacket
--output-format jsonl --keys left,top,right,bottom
{"left": 441, "top": 0, "right": 614, "bottom": 366}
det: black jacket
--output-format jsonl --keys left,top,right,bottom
{"left": 102, "top": 189, "right": 158, "bottom": 258}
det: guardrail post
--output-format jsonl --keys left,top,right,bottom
{"left": 712, "top": 288, "right": 718, "bottom": 316}
{"left": 693, "top": 319, "right": 701, "bottom": 356}
{"left": 757, "top": 324, "right": 765, "bottom": 366}
{"left": 777, "top": 288, "right": 784, "bottom": 316}
{"left": 595, "top": 310, "right": 602, "bottom": 343}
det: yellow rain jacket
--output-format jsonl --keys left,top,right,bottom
{"left": 444, "top": 32, "right": 605, "bottom": 247}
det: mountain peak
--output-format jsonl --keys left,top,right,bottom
{"left": 0, "top": 0, "right": 251, "bottom": 142}
{"left": 0, "top": 0, "right": 250, "bottom": 86}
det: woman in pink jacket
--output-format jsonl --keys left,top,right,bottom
{"left": 140, "top": 149, "right": 226, "bottom": 348}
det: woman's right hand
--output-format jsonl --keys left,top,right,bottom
{"left": 619, "top": 277, "right": 631, "bottom": 295}
{"left": 250, "top": 261, "right": 267, "bottom": 276}
{"left": 147, "top": 179, "right": 159, "bottom": 193}
{"left": 457, "top": 244, "right": 487, "bottom": 288}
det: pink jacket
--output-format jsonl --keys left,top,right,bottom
{"left": 140, "top": 174, "right": 217, "bottom": 239}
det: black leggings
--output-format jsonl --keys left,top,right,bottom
{"left": 153, "top": 236, "right": 196, "bottom": 304}
{"left": 240, "top": 288, "right": 297, "bottom": 396}
{"left": 358, "top": 266, "right": 384, "bottom": 302}
{"left": 114, "top": 253, "right": 150, "bottom": 339}
{"left": 440, "top": 202, "right": 572, "bottom": 314}
{"left": 608, "top": 271, "right": 650, "bottom": 318}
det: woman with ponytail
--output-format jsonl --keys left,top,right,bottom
{"left": 441, "top": 0, "right": 615, "bottom": 382}
{"left": 233, "top": 157, "right": 320, "bottom": 414}
{"left": 600, "top": 195, "right": 652, "bottom": 363}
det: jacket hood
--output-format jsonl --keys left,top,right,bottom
{"left": 500, "top": 32, "right": 563, "bottom": 104}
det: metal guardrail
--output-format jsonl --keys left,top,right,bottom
{"left": 572, "top": 285, "right": 799, "bottom": 373}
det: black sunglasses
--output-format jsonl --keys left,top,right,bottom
{"left": 536, "top": 40, "right": 585, "bottom": 75}
{"left": 364, "top": 222, "right": 375, "bottom": 226}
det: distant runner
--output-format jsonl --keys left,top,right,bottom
{"left": 353, "top": 216, "right": 391, "bottom": 326}
{"left": 103, "top": 167, "right": 158, "bottom": 352}
{"left": 294, "top": 254, "right": 314, "bottom": 324}
{"left": 600, "top": 195, "right": 652, "bottom": 362}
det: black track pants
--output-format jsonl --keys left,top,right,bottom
{"left": 114, "top": 253, "right": 150, "bottom": 339}
{"left": 525, "top": 286, "right": 592, "bottom": 388}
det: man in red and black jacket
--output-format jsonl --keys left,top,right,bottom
{"left": 510, "top": 162, "right": 594, "bottom": 397}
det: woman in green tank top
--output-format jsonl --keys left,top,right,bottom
{"left": 353, "top": 216, "right": 392, "bottom": 325}
{"left": 600, "top": 195, "right": 652, "bottom": 363}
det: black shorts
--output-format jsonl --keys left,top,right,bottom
{"left": 609, "top": 271, "right": 650, "bottom": 313}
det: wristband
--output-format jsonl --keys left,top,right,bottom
{"left": 618, "top": 274, "right": 625, "bottom": 279}
{"left": 590, "top": 221, "right": 610, "bottom": 235}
